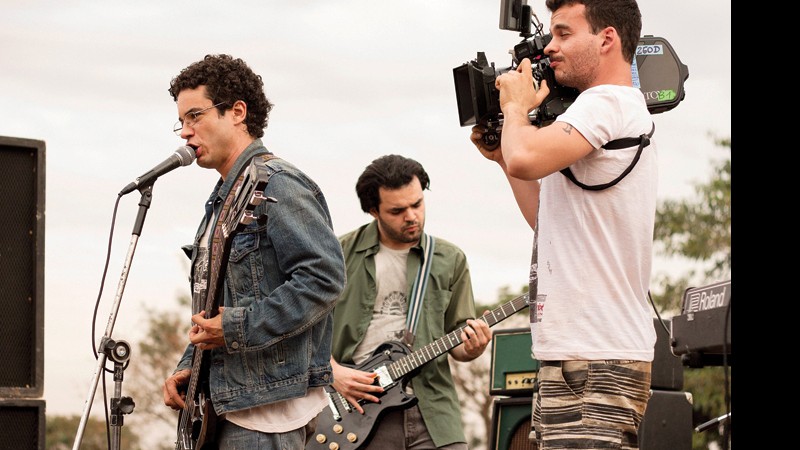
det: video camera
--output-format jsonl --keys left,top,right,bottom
{"left": 453, "top": 0, "right": 689, "bottom": 147}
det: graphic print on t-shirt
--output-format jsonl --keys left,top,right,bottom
{"left": 352, "top": 288, "right": 408, "bottom": 364}
{"left": 192, "top": 246, "right": 209, "bottom": 313}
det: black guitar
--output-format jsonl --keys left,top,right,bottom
{"left": 307, "top": 293, "right": 530, "bottom": 450}
{"left": 174, "top": 158, "right": 274, "bottom": 450}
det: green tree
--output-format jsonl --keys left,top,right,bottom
{"left": 651, "top": 135, "right": 731, "bottom": 450}
{"left": 652, "top": 134, "right": 732, "bottom": 312}
{"left": 46, "top": 414, "right": 140, "bottom": 450}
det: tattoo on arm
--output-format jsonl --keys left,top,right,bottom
{"left": 561, "top": 124, "right": 573, "bottom": 135}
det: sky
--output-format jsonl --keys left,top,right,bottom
{"left": 0, "top": 0, "right": 730, "bottom": 425}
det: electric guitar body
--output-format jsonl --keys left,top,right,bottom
{"left": 307, "top": 293, "right": 531, "bottom": 450}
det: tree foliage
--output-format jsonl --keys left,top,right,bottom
{"left": 652, "top": 134, "right": 732, "bottom": 313}
{"left": 122, "top": 296, "right": 191, "bottom": 449}
{"left": 45, "top": 296, "right": 189, "bottom": 450}
{"left": 46, "top": 414, "right": 140, "bottom": 450}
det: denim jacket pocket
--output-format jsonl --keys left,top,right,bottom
{"left": 226, "top": 226, "right": 266, "bottom": 305}
{"left": 229, "top": 229, "right": 260, "bottom": 263}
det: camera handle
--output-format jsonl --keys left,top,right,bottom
{"left": 482, "top": 129, "right": 501, "bottom": 150}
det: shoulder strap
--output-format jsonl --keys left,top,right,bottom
{"left": 559, "top": 122, "right": 655, "bottom": 191}
{"left": 403, "top": 233, "right": 435, "bottom": 347}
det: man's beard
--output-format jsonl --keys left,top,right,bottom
{"left": 381, "top": 219, "right": 424, "bottom": 244}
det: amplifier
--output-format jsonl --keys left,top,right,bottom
{"left": 490, "top": 328, "right": 540, "bottom": 396}
{"left": 491, "top": 322, "right": 684, "bottom": 393}
{"left": 489, "top": 396, "right": 535, "bottom": 450}
{"left": 639, "top": 390, "right": 693, "bottom": 450}
{"left": 670, "top": 280, "right": 732, "bottom": 365}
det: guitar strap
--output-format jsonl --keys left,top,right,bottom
{"left": 201, "top": 152, "right": 277, "bottom": 313}
{"left": 403, "top": 233, "right": 434, "bottom": 348}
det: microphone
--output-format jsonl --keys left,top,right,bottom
{"left": 119, "top": 146, "right": 196, "bottom": 196}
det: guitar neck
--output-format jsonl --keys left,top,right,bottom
{"left": 181, "top": 160, "right": 271, "bottom": 410}
{"left": 387, "top": 293, "right": 530, "bottom": 380}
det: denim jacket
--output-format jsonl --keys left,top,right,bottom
{"left": 176, "top": 139, "right": 346, "bottom": 414}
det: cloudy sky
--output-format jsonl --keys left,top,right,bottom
{"left": 1, "top": 0, "right": 730, "bottom": 423}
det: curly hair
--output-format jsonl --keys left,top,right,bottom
{"left": 168, "top": 54, "right": 273, "bottom": 138}
{"left": 546, "top": 0, "right": 642, "bottom": 63}
{"left": 355, "top": 154, "right": 431, "bottom": 214}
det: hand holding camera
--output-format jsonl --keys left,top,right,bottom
{"left": 454, "top": 0, "right": 688, "bottom": 142}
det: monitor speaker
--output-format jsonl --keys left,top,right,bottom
{"left": 651, "top": 318, "right": 684, "bottom": 390}
{"left": 489, "top": 396, "right": 536, "bottom": 450}
{"left": 0, "top": 136, "right": 45, "bottom": 398}
{"left": 0, "top": 398, "right": 46, "bottom": 450}
{"left": 639, "top": 390, "right": 693, "bottom": 450}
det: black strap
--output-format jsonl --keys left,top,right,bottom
{"left": 560, "top": 122, "right": 655, "bottom": 191}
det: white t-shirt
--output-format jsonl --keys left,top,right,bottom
{"left": 531, "top": 84, "right": 657, "bottom": 362}
{"left": 352, "top": 243, "right": 409, "bottom": 364}
{"left": 224, "top": 387, "right": 327, "bottom": 433}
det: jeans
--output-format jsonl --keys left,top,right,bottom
{"left": 362, "top": 405, "right": 468, "bottom": 450}
{"left": 216, "top": 417, "right": 317, "bottom": 450}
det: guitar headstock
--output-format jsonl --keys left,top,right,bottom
{"left": 222, "top": 159, "right": 275, "bottom": 237}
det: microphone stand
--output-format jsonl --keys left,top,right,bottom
{"left": 73, "top": 184, "right": 155, "bottom": 450}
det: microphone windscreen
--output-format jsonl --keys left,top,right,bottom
{"left": 175, "top": 146, "right": 196, "bottom": 166}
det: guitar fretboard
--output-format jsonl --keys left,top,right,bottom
{"left": 387, "top": 293, "right": 530, "bottom": 380}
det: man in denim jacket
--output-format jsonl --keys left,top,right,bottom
{"left": 162, "top": 54, "right": 346, "bottom": 449}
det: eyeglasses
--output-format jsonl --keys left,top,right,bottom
{"left": 173, "top": 102, "right": 226, "bottom": 136}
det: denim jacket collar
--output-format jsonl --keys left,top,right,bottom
{"left": 214, "top": 138, "right": 271, "bottom": 202}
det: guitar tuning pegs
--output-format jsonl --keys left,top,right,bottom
{"left": 346, "top": 432, "right": 358, "bottom": 443}
{"left": 328, "top": 443, "right": 340, "bottom": 450}
{"left": 315, "top": 434, "right": 327, "bottom": 443}
{"left": 332, "top": 424, "right": 343, "bottom": 434}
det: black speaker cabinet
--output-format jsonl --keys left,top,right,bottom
{"left": 489, "top": 396, "right": 535, "bottom": 450}
{"left": 651, "top": 318, "right": 684, "bottom": 390}
{"left": 0, "top": 398, "right": 45, "bottom": 450}
{"left": 0, "top": 136, "right": 45, "bottom": 398}
{"left": 639, "top": 390, "right": 693, "bottom": 450}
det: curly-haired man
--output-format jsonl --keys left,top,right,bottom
{"left": 161, "top": 54, "right": 346, "bottom": 449}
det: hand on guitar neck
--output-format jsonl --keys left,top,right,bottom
{"left": 162, "top": 306, "right": 225, "bottom": 411}
{"left": 164, "top": 369, "right": 190, "bottom": 411}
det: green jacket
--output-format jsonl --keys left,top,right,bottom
{"left": 332, "top": 220, "right": 476, "bottom": 446}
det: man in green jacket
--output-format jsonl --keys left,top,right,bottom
{"left": 329, "top": 154, "right": 491, "bottom": 449}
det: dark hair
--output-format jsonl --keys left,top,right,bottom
{"left": 355, "top": 154, "right": 430, "bottom": 213}
{"left": 546, "top": 0, "right": 642, "bottom": 63}
{"left": 168, "top": 54, "right": 273, "bottom": 138}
